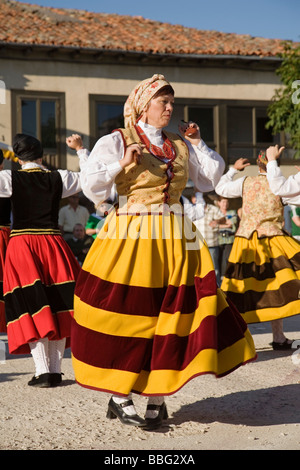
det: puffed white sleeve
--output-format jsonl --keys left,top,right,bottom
{"left": 181, "top": 192, "right": 205, "bottom": 221}
{"left": 78, "top": 132, "right": 124, "bottom": 206}
{"left": 0, "top": 170, "right": 12, "bottom": 196}
{"left": 266, "top": 160, "right": 300, "bottom": 205}
{"left": 188, "top": 140, "right": 225, "bottom": 192}
{"left": 215, "top": 167, "right": 245, "bottom": 198}
{"left": 57, "top": 148, "right": 90, "bottom": 198}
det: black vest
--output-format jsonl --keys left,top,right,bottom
{"left": 0, "top": 197, "right": 11, "bottom": 227}
{"left": 10, "top": 168, "right": 63, "bottom": 236}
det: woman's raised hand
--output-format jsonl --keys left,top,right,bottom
{"left": 120, "top": 143, "right": 146, "bottom": 169}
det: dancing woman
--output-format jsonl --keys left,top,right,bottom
{"left": 0, "top": 149, "right": 11, "bottom": 332}
{"left": 72, "top": 75, "right": 256, "bottom": 430}
{"left": 216, "top": 149, "right": 300, "bottom": 350}
{"left": 2, "top": 134, "right": 87, "bottom": 387}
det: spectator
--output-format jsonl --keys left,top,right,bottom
{"left": 58, "top": 194, "right": 90, "bottom": 240}
{"left": 290, "top": 206, "right": 300, "bottom": 241}
{"left": 194, "top": 196, "right": 226, "bottom": 286}
{"left": 85, "top": 200, "right": 112, "bottom": 240}
{"left": 216, "top": 196, "right": 238, "bottom": 280}
{"left": 67, "top": 223, "right": 93, "bottom": 265}
{"left": 284, "top": 204, "right": 292, "bottom": 235}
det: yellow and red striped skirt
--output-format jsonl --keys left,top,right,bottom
{"left": 222, "top": 232, "right": 300, "bottom": 324}
{"left": 72, "top": 211, "right": 256, "bottom": 396}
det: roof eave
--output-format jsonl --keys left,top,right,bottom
{"left": 0, "top": 41, "right": 283, "bottom": 67}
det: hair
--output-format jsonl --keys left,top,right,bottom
{"left": 152, "top": 84, "right": 175, "bottom": 98}
{"left": 257, "top": 160, "right": 267, "bottom": 173}
{"left": 256, "top": 150, "right": 268, "bottom": 173}
{"left": 12, "top": 133, "right": 43, "bottom": 161}
{"left": 0, "top": 149, "right": 3, "bottom": 165}
{"left": 143, "top": 85, "right": 175, "bottom": 114}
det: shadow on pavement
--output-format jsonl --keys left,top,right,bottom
{"left": 171, "top": 383, "right": 300, "bottom": 427}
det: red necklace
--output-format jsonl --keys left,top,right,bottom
{"left": 135, "top": 125, "right": 176, "bottom": 162}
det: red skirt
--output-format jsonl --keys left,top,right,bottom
{"left": 0, "top": 227, "right": 11, "bottom": 332}
{"left": 3, "top": 234, "right": 81, "bottom": 354}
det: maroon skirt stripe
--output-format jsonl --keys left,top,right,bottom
{"left": 75, "top": 269, "right": 217, "bottom": 316}
{"left": 71, "top": 304, "right": 247, "bottom": 373}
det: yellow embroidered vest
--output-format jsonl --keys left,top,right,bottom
{"left": 236, "top": 175, "right": 284, "bottom": 239}
{"left": 114, "top": 127, "right": 189, "bottom": 212}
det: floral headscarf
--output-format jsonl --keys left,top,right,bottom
{"left": 123, "top": 74, "right": 171, "bottom": 128}
{"left": 257, "top": 150, "right": 268, "bottom": 166}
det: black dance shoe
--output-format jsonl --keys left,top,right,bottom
{"left": 28, "top": 373, "right": 52, "bottom": 388}
{"left": 50, "top": 373, "right": 64, "bottom": 387}
{"left": 106, "top": 397, "right": 146, "bottom": 427}
{"left": 143, "top": 402, "right": 168, "bottom": 430}
{"left": 270, "top": 339, "right": 293, "bottom": 350}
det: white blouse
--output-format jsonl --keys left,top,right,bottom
{"left": 78, "top": 121, "right": 225, "bottom": 206}
{"left": 0, "top": 162, "right": 85, "bottom": 198}
{"left": 215, "top": 167, "right": 245, "bottom": 199}
{"left": 216, "top": 163, "right": 300, "bottom": 206}
{"left": 266, "top": 160, "right": 300, "bottom": 205}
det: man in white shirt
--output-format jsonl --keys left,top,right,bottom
{"left": 58, "top": 194, "right": 90, "bottom": 240}
{"left": 193, "top": 198, "right": 225, "bottom": 286}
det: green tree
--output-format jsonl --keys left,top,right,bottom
{"left": 266, "top": 42, "right": 300, "bottom": 158}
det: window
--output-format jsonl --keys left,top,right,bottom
{"left": 89, "top": 96, "right": 124, "bottom": 148}
{"left": 256, "top": 108, "right": 274, "bottom": 143}
{"left": 13, "top": 92, "right": 65, "bottom": 169}
{"left": 227, "top": 106, "right": 280, "bottom": 163}
{"left": 96, "top": 102, "right": 124, "bottom": 138}
{"left": 187, "top": 107, "right": 214, "bottom": 144}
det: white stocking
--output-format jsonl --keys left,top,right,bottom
{"left": 146, "top": 396, "right": 165, "bottom": 419}
{"left": 48, "top": 338, "right": 66, "bottom": 374}
{"left": 29, "top": 338, "right": 50, "bottom": 376}
{"left": 112, "top": 393, "right": 137, "bottom": 416}
{"left": 271, "top": 319, "right": 286, "bottom": 343}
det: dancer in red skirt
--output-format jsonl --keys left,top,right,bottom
{"left": 0, "top": 149, "right": 11, "bottom": 332}
{"left": 2, "top": 134, "right": 87, "bottom": 387}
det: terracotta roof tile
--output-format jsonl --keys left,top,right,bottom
{"left": 0, "top": 0, "right": 294, "bottom": 57}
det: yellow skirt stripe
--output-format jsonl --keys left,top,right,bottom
{"left": 83, "top": 211, "right": 210, "bottom": 288}
{"left": 74, "top": 294, "right": 220, "bottom": 338}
